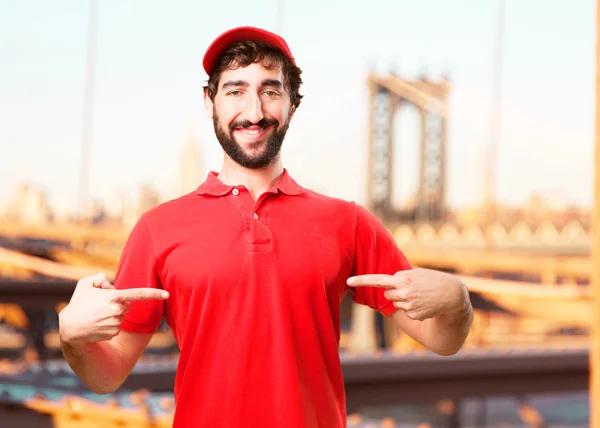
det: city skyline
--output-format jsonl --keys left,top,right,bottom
{"left": 0, "top": 1, "right": 595, "bottom": 214}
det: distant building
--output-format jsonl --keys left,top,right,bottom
{"left": 120, "top": 183, "right": 162, "bottom": 227}
{"left": 103, "top": 191, "right": 127, "bottom": 222}
{"left": 86, "top": 199, "right": 106, "bottom": 224}
{"left": 3, "top": 183, "right": 53, "bottom": 224}
{"left": 138, "top": 184, "right": 161, "bottom": 216}
{"left": 180, "top": 133, "right": 201, "bottom": 196}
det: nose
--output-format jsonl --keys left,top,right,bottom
{"left": 242, "top": 92, "right": 264, "bottom": 124}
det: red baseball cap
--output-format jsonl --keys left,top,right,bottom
{"left": 202, "top": 26, "right": 296, "bottom": 76}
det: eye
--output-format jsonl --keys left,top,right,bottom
{"left": 226, "top": 90, "right": 242, "bottom": 96}
{"left": 264, "top": 90, "right": 280, "bottom": 98}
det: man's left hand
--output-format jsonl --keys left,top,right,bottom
{"left": 347, "top": 268, "right": 466, "bottom": 321}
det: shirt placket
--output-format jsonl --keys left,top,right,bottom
{"left": 229, "top": 187, "right": 275, "bottom": 252}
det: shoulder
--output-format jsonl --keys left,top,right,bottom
{"left": 137, "top": 191, "right": 203, "bottom": 228}
{"left": 297, "top": 189, "right": 366, "bottom": 230}
{"left": 299, "top": 188, "right": 359, "bottom": 215}
{"left": 298, "top": 188, "right": 384, "bottom": 228}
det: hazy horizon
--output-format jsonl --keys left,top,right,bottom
{"left": 0, "top": 0, "right": 595, "bottom": 214}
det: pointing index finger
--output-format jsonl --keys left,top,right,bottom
{"left": 113, "top": 288, "right": 169, "bottom": 302}
{"left": 347, "top": 274, "right": 398, "bottom": 288}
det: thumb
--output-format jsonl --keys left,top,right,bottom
{"left": 85, "top": 273, "right": 115, "bottom": 290}
{"left": 95, "top": 280, "right": 115, "bottom": 290}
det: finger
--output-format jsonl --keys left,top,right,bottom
{"left": 86, "top": 273, "right": 114, "bottom": 290}
{"left": 100, "top": 315, "right": 125, "bottom": 327}
{"left": 383, "top": 289, "right": 408, "bottom": 301}
{"left": 393, "top": 300, "right": 410, "bottom": 311}
{"left": 94, "top": 279, "right": 115, "bottom": 290}
{"left": 112, "top": 315, "right": 125, "bottom": 326}
{"left": 405, "top": 310, "right": 426, "bottom": 321}
{"left": 347, "top": 274, "right": 397, "bottom": 288}
{"left": 111, "top": 302, "right": 131, "bottom": 315}
{"left": 393, "top": 269, "right": 413, "bottom": 277}
{"left": 113, "top": 288, "right": 169, "bottom": 302}
{"left": 121, "top": 302, "right": 131, "bottom": 315}
{"left": 78, "top": 273, "right": 114, "bottom": 288}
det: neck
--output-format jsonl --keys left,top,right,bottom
{"left": 218, "top": 154, "right": 284, "bottom": 200}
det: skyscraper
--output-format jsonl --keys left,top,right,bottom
{"left": 3, "top": 183, "right": 52, "bottom": 224}
{"left": 180, "top": 132, "right": 201, "bottom": 196}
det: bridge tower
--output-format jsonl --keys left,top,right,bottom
{"left": 366, "top": 71, "right": 450, "bottom": 225}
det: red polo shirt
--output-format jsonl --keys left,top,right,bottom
{"left": 114, "top": 169, "right": 412, "bottom": 428}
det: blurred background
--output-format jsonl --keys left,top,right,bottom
{"left": 0, "top": 0, "right": 597, "bottom": 427}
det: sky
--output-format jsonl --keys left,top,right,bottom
{"left": 0, "top": 0, "right": 596, "bottom": 215}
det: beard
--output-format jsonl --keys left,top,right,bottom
{"left": 213, "top": 109, "right": 290, "bottom": 169}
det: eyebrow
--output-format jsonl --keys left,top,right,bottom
{"left": 221, "top": 80, "right": 248, "bottom": 90}
{"left": 221, "top": 79, "right": 283, "bottom": 90}
{"left": 261, "top": 79, "right": 283, "bottom": 89}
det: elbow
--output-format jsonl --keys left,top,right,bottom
{"left": 85, "top": 380, "right": 123, "bottom": 395}
{"left": 431, "top": 336, "right": 468, "bottom": 356}
{"left": 433, "top": 344, "right": 462, "bottom": 357}
{"left": 88, "top": 385, "right": 119, "bottom": 395}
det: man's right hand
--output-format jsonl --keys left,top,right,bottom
{"left": 58, "top": 273, "right": 169, "bottom": 345}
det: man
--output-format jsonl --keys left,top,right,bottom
{"left": 59, "top": 26, "right": 473, "bottom": 428}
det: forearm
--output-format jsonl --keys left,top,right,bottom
{"left": 60, "top": 338, "right": 128, "bottom": 394}
{"left": 420, "top": 281, "right": 473, "bottom": 355}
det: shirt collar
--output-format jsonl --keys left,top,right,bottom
{"left": 195, "top": 168, "right": 305, "bottom": 196}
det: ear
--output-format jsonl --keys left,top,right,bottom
{"left": 203, "top": 88, "right": 214, "bottom": 119}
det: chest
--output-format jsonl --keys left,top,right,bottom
{"left": 158, "top": 207, "right": 354, "bottom": 304}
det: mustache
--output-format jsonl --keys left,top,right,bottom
{"left": 229, "top": 118, "right": 279, "bottom": 131}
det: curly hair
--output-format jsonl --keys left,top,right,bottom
{"left": 203, "top": 40, "right": 303, "bottom": 110}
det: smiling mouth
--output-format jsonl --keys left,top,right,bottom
{"left": 234, "top": 124, "right": 272, "bottom": 142}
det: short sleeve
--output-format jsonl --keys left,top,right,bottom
{"left": 350, "top": 205, "right": 413, "bottom": 316}
{"left": 113, "top": 215, "right": 165, "bottom": 333}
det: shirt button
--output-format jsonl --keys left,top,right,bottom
{"left": 232, "top": 189, "right": 239, "bottom": 196}
{"left": 253, "top": 213, "right": 259, "bottom": 220}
